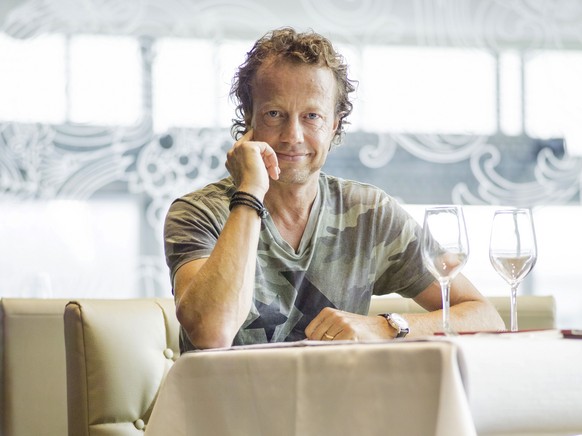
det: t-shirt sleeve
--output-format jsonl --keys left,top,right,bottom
{"left": 372, "top": 199, "right": 435, "bottom": 299}
{"left": 163, "top": 195, "right": 228, "bottom": 287}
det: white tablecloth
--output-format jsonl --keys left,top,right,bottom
{"left": 145, "top": 340, "right": 475, "bottom": 436}
{"left": 145, "top": 334, "right": 582, "bottom": 436}
{"left": 451, "top": 333, "right": 582, "bottom": 436}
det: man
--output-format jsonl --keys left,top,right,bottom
{"left": 164, "top": 28, "right": 504, "bottom": 351}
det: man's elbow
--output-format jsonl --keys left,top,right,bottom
{"left": 176, "top": 303, "right": 236, "bottom": 349}
{"left": 187, "top": 332, "right": 234, "bottom": 350}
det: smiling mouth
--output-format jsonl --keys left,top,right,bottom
{"left": 276, "top": 153, "right": 308, "bottom": 162}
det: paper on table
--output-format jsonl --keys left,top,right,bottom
{"left": 191, "top": 337, "right": 427, "bottom": 353}
{"left": 192, "top": 339, "right": 361, "bottom": 353}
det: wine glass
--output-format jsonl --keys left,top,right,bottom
{"left": 489, "top": 208, "right": 537, "bottom": 332}
{"left": 421, "top": 206, "right": 469, "bottom": 335}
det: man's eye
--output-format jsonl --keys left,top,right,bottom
{"left": 306, "top": 113, "right": 320, "bottom": 120}
{"left": 267, "top": 110, "right": 279, "bottom": 117}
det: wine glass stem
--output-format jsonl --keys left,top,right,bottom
{"left": 440, "top": 279, "right": 453, "bottom": 335}
{"left": 510, "top": 285, "right": 518, "bottom": 332}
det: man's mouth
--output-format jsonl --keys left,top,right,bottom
{"left": 276, "top": 152, "right": 308, "bottom": 162}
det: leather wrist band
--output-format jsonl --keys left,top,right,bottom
{"left": 229, "top": 191, "right": 269, "bottom": 219}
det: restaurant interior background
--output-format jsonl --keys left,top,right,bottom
{"left": 1, "top": 0, "right": 581, "bottom": 328}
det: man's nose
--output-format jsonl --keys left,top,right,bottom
{"left": 280, "top": 116, "right": 304, "bottom": 144}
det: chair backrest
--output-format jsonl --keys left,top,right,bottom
{"left": 368, "top": 295, "right": 557, "bottom": 330}
{"left": 64, "top": 298, "right": 180, "bottom": 436}
{"left": 0, "top": 298, "right": 70, "bottom": 436}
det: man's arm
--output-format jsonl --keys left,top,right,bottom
{"left": 173, "top": 129, "right": 280, "bottom": 349}
{"left": 304, "top": 273, "right": 505, "bottom": 340}
{"left": 173, "top": 204, "right": 262, "bottom": 349}
{"left": 405, "top": 274, "right": 506, "bottom": 336}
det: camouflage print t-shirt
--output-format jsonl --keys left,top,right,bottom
{"left": 164, "top": 173, "right": 435, "bottom": 351}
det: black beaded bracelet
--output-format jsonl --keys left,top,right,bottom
{"left": 229, "top": 191, "right": 269, "bottom": 219}
{"left": 234, "top": 190, "right": 262, "bottom": 205}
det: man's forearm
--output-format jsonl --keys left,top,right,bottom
{"left": 405, "top": 300, "right": 505, "bottom": 337}
{"left": 175, "top": 205, "right": 262, "bottom": 349}
{"left": 409, "top": 276, "right": 506, "bottom": 336}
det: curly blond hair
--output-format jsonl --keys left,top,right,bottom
{"left": 230, "top": 27, "right": 356, "bottom": 145}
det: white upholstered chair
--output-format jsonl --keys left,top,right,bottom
{"left": 0, "top": 298, "right": 70, "bottom": 436}
{"left": 63, "top": 299, "right": 180, "bottom": 436}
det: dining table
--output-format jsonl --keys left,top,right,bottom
{"left": 144, "top": 331, "right": 582, "bottom": 436}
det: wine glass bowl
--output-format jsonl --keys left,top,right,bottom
{"left": 421, "top": 206, "right": 469, "bottom": 335}
{"left": 429, "top": 251, "right": 468, "bottom": 280}
{"left": 489, "top": 252, "right": 536, "bottom": 287}
{"left": 489, "top": 208, "right": 537, "bottom": 332}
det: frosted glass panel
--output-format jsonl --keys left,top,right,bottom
{"left": 525, "top": 50, "right": 582, "bottom": 155}
{"left": 499, "top": 51, "right": 523, "bottom": 136}
{"left": 153, "top": 38, "right": 215, "bottom": 132}
{"left": 0, "top": 33, "right": 66, "bottom": 123}
{"left": 69, "top": 35, "right": 142, "bottom": 125}
{"left": 0, "top": 199, "right": 141, "bottom": 298}
{"left": 361, "top": 46, "right": 496, "bottom": 134}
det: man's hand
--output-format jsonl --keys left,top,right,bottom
{"left": 225, "top": 129, "right": 280, "bottom": 198}
{"left": 304, "top": 307, "right": 394, "bottom": 341}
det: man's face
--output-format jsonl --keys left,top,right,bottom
{"left": 250, "top": 59, "right": 339, "bottom": 186}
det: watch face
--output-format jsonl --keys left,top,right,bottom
{"left": 379, "top": 313, "right": 410, "bottom": 337}
{"left": 391, "top": 313, "right": 408, "bottom": 328}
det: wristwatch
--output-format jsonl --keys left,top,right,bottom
{"left": 378, "top": 313, "right": 410, "bottom": 338}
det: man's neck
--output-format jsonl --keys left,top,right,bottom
{"left": 264, "top": 177, "right": 319, "bottom": 219}
{"left": 263, "top": 176, "right": 319, "bottom": 251}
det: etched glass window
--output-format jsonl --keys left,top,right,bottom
{"left": 0, "top": 33, "right": 66, "bottom": 123}
{"left": 525, "top": 50, "right": 582, "bottom": 155}
{"left": 361, "top": 46, "right": 497, "bottom": 134}
{"left": 152, "top": 38, "right": 215, "bottom": 132}
{"left": 69, "top": 35, "right": 142, "bottom": 126}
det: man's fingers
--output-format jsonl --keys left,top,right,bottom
{"left": 243, "top": 128, "right": 254, "bottom": 141}
{"left": 305, "top": 307, "right": 335, "bottom": 340}
{"left": 239, "top": 128, "right": 254, "bottom": 144}
{"left": 260, "top": 145, "right": 280, "bottom": 180}
{"left": 233, "top": 128, "right": 279, "bottom": 180}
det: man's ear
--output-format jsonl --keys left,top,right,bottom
{"left": 329, "top": 115, "right": 343, "bottom": 150}
{"left": 333, "top": 116, "right": 340, "bottom": 133}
